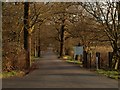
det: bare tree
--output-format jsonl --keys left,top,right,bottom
{"left": 23, "top": 2, "right": 52, "bottom": 69}
{"left": 49, "top": 3, "right": 81, "bottom": 57}
{"left": 80, "top": 2, "right": 120, "bottom": 69}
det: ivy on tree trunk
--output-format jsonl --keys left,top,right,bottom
{"left": 24, "top": 2, "right": 31, "bottom": 69}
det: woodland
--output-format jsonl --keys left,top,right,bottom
{"left": 2, "top": 2, "right": 120, "bottom": 74}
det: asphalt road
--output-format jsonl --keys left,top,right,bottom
{"left": 2, "top": 50, "right": 118, "bottom": 88}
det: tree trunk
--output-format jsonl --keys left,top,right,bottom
{"left": 118, "top": 1, "right": 120, "bottom": 27}
{"left": 26, "top": 34, "right": 31, "bottom": 68}
{"left": 118, "top": 1, "right": 120, "bottom": 70}
{"left": 38, "top": 45, "right": 41, "bottom": 57}
{"left": 24, "top": 2, "right": 31, "bottom": 69}
{"left": 112, "top": 40, "right": 119, "bottom": 70}
{"left": 37, "top": 28, "right": 41, "bottom": 57}
{"left": 59, "top": 24, "right": 65, "bottom": 58}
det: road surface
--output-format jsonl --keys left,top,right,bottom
{"left": 2, "top": 50, "right": 118, "bottom": 89}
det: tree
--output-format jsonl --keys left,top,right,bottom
{"left": 117, "top": 2, "right": 120, "bottom": 69}
{"left": 68, "top": 18, "right": 106, "bottom": 50}
{"left": 49, "top": 3, "right": 81, "bottom": 57}
{"left": 31, "top": 3, "right": 53, "bottom": 57}
{"left": 80, "top": 2, "right": 120, "bottom": 69}
{"left": 24, "top": 2, "right": 51, "bottom": 69}
{"left": 2, "top": 3, "right": 27, "bottom": 71}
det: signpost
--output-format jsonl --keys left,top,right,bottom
{"left": 96, "top": 57, "right": 99, "bottom": 70}
{"left": 96, "top": 52, "right": 100, "bottom": 69}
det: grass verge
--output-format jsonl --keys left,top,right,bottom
{"left": 0, "top": 70, "right": 25, "bottom": 79}
{"left": 63, "top": 55, "right": 82, "bottom": 65}
{"left": 96, "top": 69, "right": 120, "bottom": 80}
{"left": 66, "top": 60, "right": 82, "bottom": 64}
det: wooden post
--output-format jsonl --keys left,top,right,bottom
{"left": 108, "top": 52, "right": 113, "bottom": 70}
{"left": 89, "top": 53, "right": 92, "bottom": 69}
{"left": 83, "top": 51, "right": 88, "bottom": 68}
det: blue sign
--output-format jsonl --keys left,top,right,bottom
{"left": 73, "top": 46, "right": 83, "bottom": 55}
